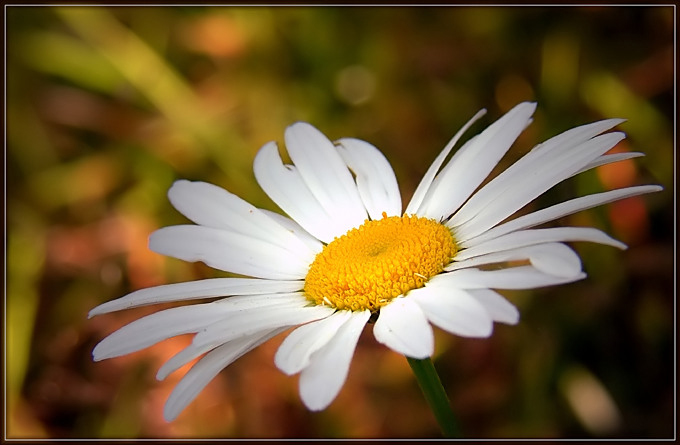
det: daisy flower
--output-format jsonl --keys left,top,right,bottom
{"left": 90, "top": 102, "right": 661, "bottom": 422}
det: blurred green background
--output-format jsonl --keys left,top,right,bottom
{"left": 5, "top": 5, "right": 674, "bottom": 439}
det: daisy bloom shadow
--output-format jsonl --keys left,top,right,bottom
{"left": 89, "top": 102, "right": 661, "bottom": 427}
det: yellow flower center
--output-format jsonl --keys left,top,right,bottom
{"left": 304, "top": 213, "right": 457, "bottom": 312}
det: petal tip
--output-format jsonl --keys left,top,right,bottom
{"left": 163, "top": 404, "right": 180, "bottom": 422}
{"left": 156, "top": 368, "right": 169, "bottom": 381}
{"left": 167, "top": 179, "right": 194, "bottom": 203}
{"left": 274, "top": 348, "right": 302, "bottom": 376}
{"left": 91, "top": 345, "right": 106, "bottom": 362}
{"left": 301, "top": 397, "right": 331, "bottom": 412}
{"left": 515, "top": 101, "right": 537, "bottom": 114}
{"left": 286, "top": 121, "right": 321, "bottom": 138}
{"left": 405, "top": 350, "right": 433, "bottom": 360}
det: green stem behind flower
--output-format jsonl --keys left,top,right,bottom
{"left": 406, "top": 356, "right": 462, "bottom": 438}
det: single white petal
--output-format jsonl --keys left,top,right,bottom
{"left": 163, "top": 327, "right": 286, "bottom": 421}
{"left": 259, "top": 209, "right": 323, "bottom": 254}
{"left": 418, "top": 102, "right": 537, "bottom": 221}
{"left": 298, "top": 310, "right": 370, "bottom": 411}
{"left": 285, "top": 122, "right": 368, "bottom": 232}
{"left": 467, "top": 288, "right": 519, "bottom": 325}
{"left": 405, "top": 108, "right": 487, "bottom": 214}
{"left": 410, "top": 285, "right": 493, "bottom": 338}
{"left": 89, "top": 278, "right": 304, "bottom": 317}
{"left": 210, "top": 292, "right": 310, "bottom": 311}
{"left": 92, "top": 302, "right": 228, "bottom": 361}
{"left": 167, "top": 180, "right": 316, "bottom": 260}
{"left": 451, "top": 132, "right": 626, "bottom": 241}
{"left": 456, "top": 227, "right": 627, "bottom": 262}
{"left": 156, "top": 341, "right": 217, "bottom": 381}
{"left": 432, "top": 266, "right": 586, "bottom": 290}
{"left": 149, "top": 225, "right": 309, "bottom": 280}
{"left": 463, "top": 185, "right": 663, "bottom": 248}
{"left": 447, "top": 242, "right": 582, "bottom": 279}
{"left": 336, "top": 137, "right": 402, "bottom": 219}
{"left": 373, "top": 297, "right": 433, "bottom": 359}
{"left": 524, "top": 243, "right": 582, "bottom": 278}
{"left": 275, "top": 310, "right": 353, "bottom": 375}
{"left": 572, "top": 152, "right": 644, "bottom": 177}
{"left": 253, "top": 141, "right": 341, "bottom": 243}
{"left": 192, "top": 303, "right": 335, "bottom": 348}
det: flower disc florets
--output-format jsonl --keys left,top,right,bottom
{"left": 304, "top": 213, "right": 457, "bottom": 312}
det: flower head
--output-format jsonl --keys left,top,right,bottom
{"left": 90, "top": 102, "right": 661, "bottom": 420}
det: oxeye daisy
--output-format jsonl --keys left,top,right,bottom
{"left": 89, "top": 102, "right": 661, "bottom": 424}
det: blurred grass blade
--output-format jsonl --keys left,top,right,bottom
{"left": 53, "top": 7, "right": 252, "bottom": 189}
{"left": 54, "top": 7, "right": 206, "bottom": 136}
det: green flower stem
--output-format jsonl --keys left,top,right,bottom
{"left": 407, "top": 356, "right": 462, "bottom": 438}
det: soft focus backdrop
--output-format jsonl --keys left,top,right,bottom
{"left": 6, "top": 5, "right": 674, "bottom": 439}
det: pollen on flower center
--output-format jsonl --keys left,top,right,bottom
{"left": 304, "top": 212, "right": 457, "bottom": 312}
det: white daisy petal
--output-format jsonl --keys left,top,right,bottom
{"left": 156, "top": 341, "right": 216, "bottom": 381}
{"left": 275, "top": 310, "right": 353, "bottom": 376}
{"left": 298, "top": 310, "right": 370, "bottom": 411}
{"left": 373, "top": 297, "right": 433, "bottom": 359}
{"left": 93, "top": 293, "right": 304, "bottom": 361}
{"left": 157, "top": 293, "right": 313, "bottom": 380}
{"left": 92, "top": 302, "right": 227, "bottom": 361}
{"left": 448, "top": 119, "right": 625, "bottom": 231}
{"left": 149, "top": 225, "right": 309, "bottom": 279}
{"left": 457, "top": 227, "right": 627, "bottom": 262}
{"left": 418, "top": 102, "right": 537, "bottom": 221}
{"left": 410, "top": 285, "right": 493, "bottom": 338}
{"left": 432, "top": 265, "right": 586, "bottom": 290}
{"left": 210, "top": 292, "right": 309, "bottom": 311}
{"left": 253, "top": 141, "right": 340, "bottom": 243}
{"left": 88, "top": 278, "right": 304, "bottom": 317}
{"left": 259, "top": 209, "right": 323, "bottom": 254}
{"left": 525, "top": 243, "right": 583, "bottom": 278}
{"left": 285, "top": 122, "right": 368, "bottom": 232}
{"left": 447, "top": 242, "right": 582, "bottom": 279}
{"left": 192, "top": 303, "right": 336, "bottom": 349}
{"left": 157, "top": 293, "right": 300, "bottom": 380}
{"left": 164, "top": 327, "right": 286, "bottom": 421}
{"left": 167, "top": 180, "right": 316, "bottom": 260}
{"left": 464, "top": 185, "right": 663, "bottom": 247}
{"left": 572, "top": 152, "right": 645, "bottom": 177}
{"left": 452, "top": 132, "right": 626, "bottom": 241}
{"left": 336, "top": 137, "right": 402, "bottom": 219}
{"left": 467, "top": 288, "right": 519, "bottom": 325}
{"left": 518, "top": 118, "right": 624, "bottom": 166}
{"left": 405, "top": 108, "right": 487, "bottom": 214}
